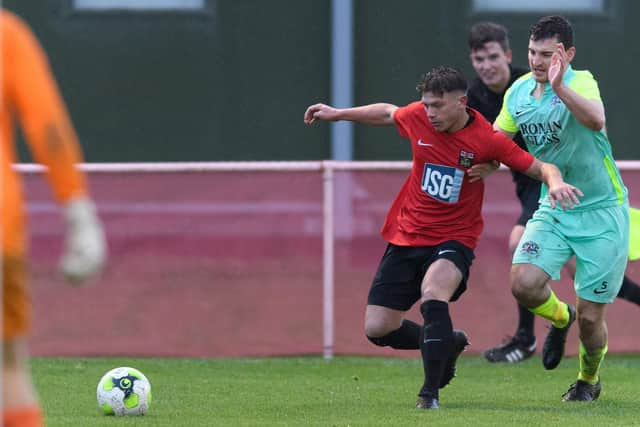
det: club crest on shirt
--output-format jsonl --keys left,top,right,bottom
{"left": 520, "top": 241, "right": 540, "bottom": 257}
{"left": 458, "top": 150, "right": 475, "bottom": 168}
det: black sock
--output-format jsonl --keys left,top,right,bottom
{"left": 366, "top": 319, "right": 421, "bottom": 350}
{"left": 617, "top": 275, "right": 640, "bottom": 305}
{"left": 418, "top": 300, "right": 453, "bottom": 398}
{"left": 516, "top": 303, "right": 535, "bottom": 342}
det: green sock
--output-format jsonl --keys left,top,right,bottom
{"left": 530, "top": 290, "right": 569, "bottom": 328}
{"left": 578, "top": 341, "right": 607, "bottom": 384}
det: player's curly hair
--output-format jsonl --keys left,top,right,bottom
{"left": 468, "top": 22, "right": 510, "bottom": 53}
{"left": 416, "top": 66, "right": 467, "bottom": 97}
{"left": 529, "top": 15, "right": 574, "bottom": 48}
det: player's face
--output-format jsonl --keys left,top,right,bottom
{"left": 421, "top": 91, "right": 467, "bottom": 133}
{"left": 528, "top": 37, "right": 559, "bottom": 83}
{"left": 469, "top": 41, "right": 512, "bottom": 92}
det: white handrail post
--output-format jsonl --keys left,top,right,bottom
{"left": 322, "top": 161, "right": 335, "bottom": 360}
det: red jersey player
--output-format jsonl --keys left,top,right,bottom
{"left": 304, "top": 66, "right": 581, "bottom": 410}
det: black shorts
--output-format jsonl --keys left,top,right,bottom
{"left": 515, "top": 179, "right": 541, "bottom": 226}
{"left": 367, "top": 241, "right": 475, "bottom": 311}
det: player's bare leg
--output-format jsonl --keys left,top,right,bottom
{"left": 364, "top": 306, "right": 421, "bottom": 350}
{"left": 2, "top": 339, "right": 43, "bottom": 427}
{"left": 563, "top": 298, "right": 607, "bottom": 402}
{"left": 485, "top": 225, "right": 536, "bottom": 363}
{"left": 511, "top": 263, "right": 575, "bottom": 370}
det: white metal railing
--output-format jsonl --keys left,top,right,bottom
{"left": 15, "top": 160, "right": 640, "bottom": 359}
{"left": 14, "top": 160, "right": 640, "bottom": 173}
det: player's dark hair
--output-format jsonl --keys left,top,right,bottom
{"left": 468, "top": 22, "right": 510, "bottom": 52}
{"left": 416, "top": 66, "right": 468, "bottom": 97}
{"left": 529, "top": 15, "right": 574, "bottom": 48}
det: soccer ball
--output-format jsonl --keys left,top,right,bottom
{"left": 96, "top": 366, "right": 152, "bottom": 416}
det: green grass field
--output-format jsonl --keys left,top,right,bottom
{"left": 33, "top": 354, "right": 640, "bottom": 426}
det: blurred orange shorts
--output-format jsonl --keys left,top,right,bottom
{"left": 3, "top": 256, "right": 30, "bottom": 339}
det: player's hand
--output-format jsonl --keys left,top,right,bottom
{"left": 467, "top": 161, "right": 500, "bottom": 182}
{"left": 304, "top": 103, "right": 341, "bottom": 124}
{"left": 547, "top": 182, "right": 583, "bottom": 210}
{"left": 549, "top": 43, "right": 568, "bottom": 91}
{"left": 60, "top": 197, "right": 107, "bottom": 285}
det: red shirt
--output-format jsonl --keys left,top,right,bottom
{"left": 382, "top": 101, "right": 534, "bottom": 249}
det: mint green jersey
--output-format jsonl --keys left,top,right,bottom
{"left": 495, "top": 66, "right": 627, "bottom": 211}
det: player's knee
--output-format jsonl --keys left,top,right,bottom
{"left": 511, "top": 281, "right": 525, "bottom": 300}
{"left": 577, "top": 309, "right": 603, "bottom": 334}
{"left": 364, "top": 321, "right": 387, "bottom": 341}
{"left": 510, "top": 265, "right": 543, "bottom": 298}
{"left": 366, "top": 334, "right": 390, "bottom": 347}
{"left": 364, "top": 319, "right": 396, "bottom": 345}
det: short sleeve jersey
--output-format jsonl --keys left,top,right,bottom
{"left": 385, "top": 102, "right": 534, "bottom": 249}
{"left": 496, "top": 67, "right": 627, "bottom": 211}
{"left": 467, "top": 65, "right": 540, "bottom": 194}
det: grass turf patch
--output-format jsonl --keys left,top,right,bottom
{"left": 33, "top": 354, "right": 640, "bottom": 426}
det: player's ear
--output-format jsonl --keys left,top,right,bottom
{"left": 566, "top": 46, "right": 576, "bottom": 62}
{"left": 459, "top": 94, "right": 468, "bottom": 107}
{"left": 505, "top": 49, "right": 513, "bottom": 63}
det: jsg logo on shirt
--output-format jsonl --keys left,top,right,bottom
{"left": 421, "top": 163, "right": 464, "bottom": 203}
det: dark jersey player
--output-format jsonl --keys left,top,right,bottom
{"left": 304, "top": 66, "right": 582, "bottom": 409}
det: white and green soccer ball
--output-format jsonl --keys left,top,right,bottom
{"left": 96, "top": 367, "right": 152, "bottom": 416}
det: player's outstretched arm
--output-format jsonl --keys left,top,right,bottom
{"left": 524, "top": 159, "right": 583, "bottom": 210}
{"left": 304, "top": 103, "right": 398, "bottom": 126}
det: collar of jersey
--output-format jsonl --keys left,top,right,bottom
{"left": 526, "top": 65, "right": 575, "bottom": 94}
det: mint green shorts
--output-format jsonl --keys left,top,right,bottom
{"left": 512, "top": 203, "right": 629, "bottom": 303}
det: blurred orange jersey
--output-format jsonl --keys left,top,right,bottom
{"left": 1, "top": 9, "right": 86, "bottom": 255}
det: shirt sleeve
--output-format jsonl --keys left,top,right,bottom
{"left": 6, "top": 11, "right": 87, "bottom": 202}
{"left": 568, "top": 70, "right": 601, "bottom": 101}
{"left": 489, "top": 131, "right": 535, "bottom": 172}
{"left": 392, "top": 103, "right": 416, "bottom": 139}
{"left": 494, "top": 87, "right": 518, "bottom": 133}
